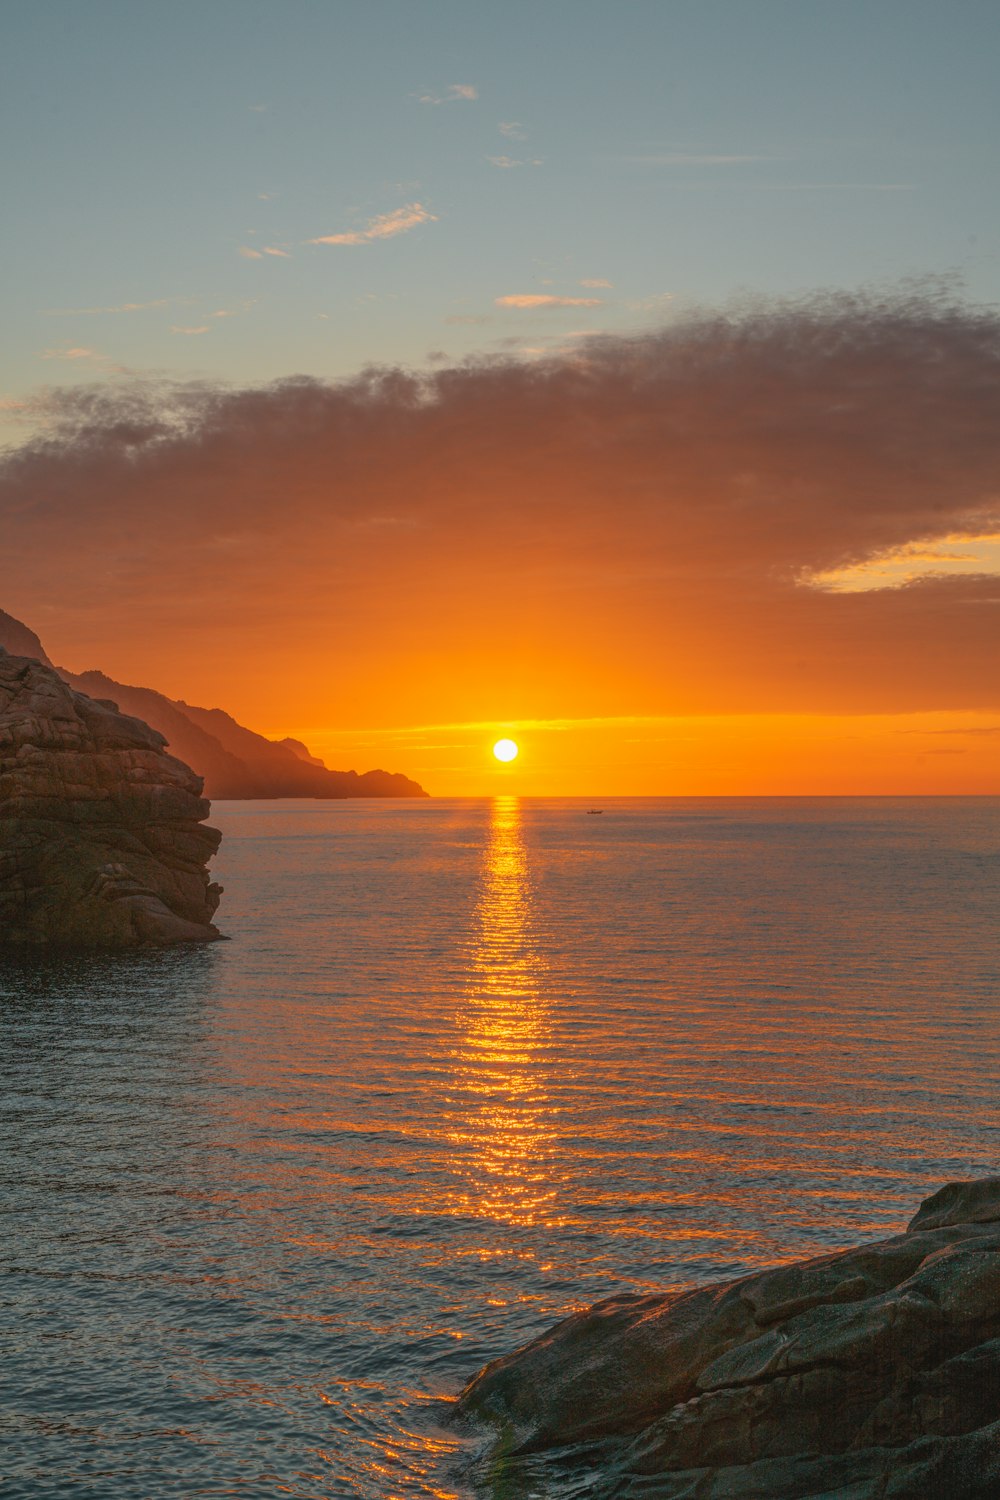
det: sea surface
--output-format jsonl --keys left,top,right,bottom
{"left": 2, "top": 796, "right": 999, "bottom": 1498}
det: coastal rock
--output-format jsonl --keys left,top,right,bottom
{"left": 452, "top": 1179, "right": 1000, "bottom": 1498}
{"left": 0, "top": 650, "right": 223, "bottom": 947}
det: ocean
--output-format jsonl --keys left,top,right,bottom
{"left": 3, "top": 796, "right": 999, "bottom": 1497}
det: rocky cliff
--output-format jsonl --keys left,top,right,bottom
{"left": 0, "top": 610, "right": 426, "bottom": 799}
{"left": 0, "top": 607, "right": 53, "bottom": 667}
{"left": 452, "top": 1178, "right": 1000, "bottom": 1498}
{"left": 0, "top": 649, "right": 222, "bottom": 947}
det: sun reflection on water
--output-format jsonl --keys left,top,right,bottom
{"left": 445, "top": 797, "right": 558, "bottom": 1227}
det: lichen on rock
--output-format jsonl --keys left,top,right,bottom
{"left": 0, "top": 649, "right": 223, "bottom": 947}
{"left": 451, "top": 1178, "right": 1000, "bottom": 1498}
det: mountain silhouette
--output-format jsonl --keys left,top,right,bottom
{"left": 0, "top": 611, "right": 426, "bottom": 799}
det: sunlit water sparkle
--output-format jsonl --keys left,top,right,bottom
{"left": 2, "top": 797, "right": 999, "bottom": 1497}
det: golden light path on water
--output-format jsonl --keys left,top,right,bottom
{"left": 445, "top": 796, "right": 556, "bottom": 1229}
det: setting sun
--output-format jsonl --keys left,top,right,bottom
{"left": 493, "top": 738, "right": 519, "bottom": 763}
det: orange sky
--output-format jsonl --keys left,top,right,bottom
{"left": 298, "top": 713, "right": 1000, "bottom": 798}
{"left": 3, "top": 291, "right": 999, "bottom": 794}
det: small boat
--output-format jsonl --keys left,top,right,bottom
{"left": 586, "top": 808, "right": 603, "bottom": 815}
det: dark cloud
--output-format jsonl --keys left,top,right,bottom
{"left": 2, "top": 286, "right": 999, "bottom": 720}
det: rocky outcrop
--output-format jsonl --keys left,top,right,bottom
{"left": 452, "top": 1179, "right": 1000, "bottom": 1498}
{"left": 0, "top": 650, "right": 222, "bottom": 947}
{"left": 0, "top": 608, "right": 53, "bottom": 667}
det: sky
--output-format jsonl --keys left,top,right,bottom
{"left": 1, "top": 0, "right": 999, "bottom": 794}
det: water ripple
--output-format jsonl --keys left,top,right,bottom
{"left": 2, "top": 796, "right": 999, "bottom": 1496}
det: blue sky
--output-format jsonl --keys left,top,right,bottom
{"left": 2, "top": 0, "right": 999, "bottom": 444}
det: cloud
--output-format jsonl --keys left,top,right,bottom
{"left": 625, "top": 291, "right": 675, "bottom": 313}
{"left": 416, "top": 83, "right": 477, "bottom": 104}
{"left": 580, "top": 279, "right": 613, "bottom": 289}
{"left": 39, "top": 346, "right": 107, "bottom": 362}
{"left": 43, "top": 299, "right": 174, "bottom": 316}
{"left": 661, "top": 181, "right": 915, "bottom": 192}
{"left": 623, "top": 152, "right": 774, "bottom": 166}
{"left": 5, "top": 286, "right": 999, "bottom": 723}
{"left": 308, "top": 203, "right": 437, "bottom": 247}
{"left": 487, "top": 155, "right": 543, "bottom": 169}
{"left": 809, "top": 533, "right": 1000, "bottom": 592}
{"left": 499, "top": 121, "right": 527, "bottom": 140}
{"left": 210, "top": 300, "right": 258, "bottom": 320}
{"left": 171, "top": 325, "right": 210, "bottom": 336}
{"left": 239, "top": 246, "right": 263, "bottom": 259}
{"left": 496, "top": 294, "right": 604, "bottom": 310}
{"left": 262, "top": 246, "right": 291, "bottom": 257}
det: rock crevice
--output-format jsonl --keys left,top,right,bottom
{"left": 0, "top": 649, "right": 223, "bottom": 947}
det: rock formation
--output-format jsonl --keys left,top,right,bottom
{"left": 0, "top": 649, "right": 223, "bottom": 947}
{"left": 0, "top": 607, "right": 53, "bottom": 667}
{"left": 452, "top": 1178, "right": 1000, "bottom": 1498}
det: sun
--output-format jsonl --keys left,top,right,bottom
{"left": 493, "top": 738, "right": 519, "bottom": 763}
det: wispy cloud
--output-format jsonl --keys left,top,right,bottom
{"left": 487, "top": 154, "right": 543, "bottom": 169}
{"left": 171, "top": 325, "right": 210, "bottom": 336}
{"left": 499, "top": 120, "right": 527, "bottom": 140}
{"left": 652, "top": 180, "right": 915, "bottom": 192}
{"left": 416, "top": 83, "right": 477, "bottom": 105}
{"left": 625, "top": 292, "right": 675, "bottom": 313}
{"left": 897, "top": 725, "right": 1000, "bottom": 738}
{"left": 43, "top": 298, "right": 174, "bottom": 316}
{"left": 580, "top": 278, "right": 613, "bottom": 289}
{"left": 210, "top": 299, "right": 258, "bottom": 320}
{"left": 623, "top": 152, "right": 774, "bottom": 166}
{"left": 308, "top": 203, "right": 437, "bottom": 247}
{"left": 239, "top": 246, "right": 264, "bottom": 259}
{"left": 262, "top": 245, "right": 291, "bottom": 257}
{"left": 746, "top": 182, "right": 915, "bottom": 192}
{"left": 39, "top": 345, "right": 108, "bottom": 363}
{"left": 495, "top": 294, "right": 603, "bottom": 309}
{"left": 807, "top": 533, "right": 1000, "bottom": 593}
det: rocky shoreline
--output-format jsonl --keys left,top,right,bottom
{"left": 452, "top": 1178, "right": 1000, "bottom": 1498}
{"left": 0, "top": 649, "right": 222, "bottom": 947}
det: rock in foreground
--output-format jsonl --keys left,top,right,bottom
{"left": 0, "top": 650, "right": 223, "bottom": 947}
{"left": 453, "top": 1179, "right": 1000, "bottom": 1498}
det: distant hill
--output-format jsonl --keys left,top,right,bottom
{"left": 277, "top": 737, "right": 326, "bottom": 767}
{"left": 0, "top": 611, "right": 426, "bottom": 799}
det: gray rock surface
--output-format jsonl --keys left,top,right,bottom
{"left": 452, "top": 1179, "right": 1000, "bottom": 1498}
{"left": 0, "top": 649, "right": 223, "bottom": 947}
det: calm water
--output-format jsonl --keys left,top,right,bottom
{"left": 2, "top": 797, "right": 999, "bottom": 1497}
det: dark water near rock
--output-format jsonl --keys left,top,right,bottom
{"left": 2, "top": 797, "right": 999, "bottom": 1497}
